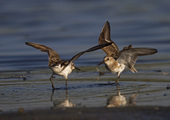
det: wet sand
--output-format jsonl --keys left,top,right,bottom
{"left": 1, "top": 106, "right": 170, "bottom": 120}
{"left": 0, "top": 66, "right": 170, "bottom": 112}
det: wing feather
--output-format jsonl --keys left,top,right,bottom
{"left": 25, "top": 42, "right": 61, "bottom": 67}
{"left": 118, "top": 45, "right": 157, "bottom": 72}
{"left": 69, "top": 42, "right": 112, "bottom": 63}
{"left": 99, "top": 21, "right": 119, "bottom": 58}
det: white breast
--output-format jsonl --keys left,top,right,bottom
{"left": 106, "top": 63, "right": 126, "bottom": 74}
{"left": 50, "top": 64, "right": 73, "bottom": 79}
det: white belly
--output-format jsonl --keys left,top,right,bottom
{"left": 50, "top": 64, "right": 73, "bottom": 79}
{"left": 106, "top": 63, "right": 126, "bottom": 74}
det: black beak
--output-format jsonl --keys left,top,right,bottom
{"left": 75, "top": 66, "right": 81, "bottom": 71}
{"left": 98, "top": 60, "right": 104, "bottom": 66}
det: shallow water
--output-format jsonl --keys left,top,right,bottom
{"left": 0, "top": 0, "right": 170, "bottom": 112}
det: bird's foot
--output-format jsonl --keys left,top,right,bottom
{"left": 52, "top": 87, "right": 61, "bottom": 90}
{"left": 115, "top": 80, "right": 120, "bottom": 87}
{"left": 115, "top": 82, "right": 120, "bottom": 88}
{"left": 52, "top": 84, "right": 56, "bottom": 90}
{"left": 96, "top": 67, "right": 104, "bottom": 76}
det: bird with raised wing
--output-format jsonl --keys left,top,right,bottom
{"left": 25, "top": 42, "right": 111, "bottom": 89}
{"left": 98, "top": 21, "right": 157, "bottom": 84}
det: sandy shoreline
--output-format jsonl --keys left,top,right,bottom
{"left": 1, "top": 106, "right": 170, "bottom": 120}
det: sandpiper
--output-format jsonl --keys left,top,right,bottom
{"left": 25, "top": 42, "right": 111, "bottom": 89}
{"left": 98, "top": 21, "right": 158, "bottom": 84}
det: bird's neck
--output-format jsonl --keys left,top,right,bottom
{"left": 106, "top": 59, "right": 119, "bottom": 68}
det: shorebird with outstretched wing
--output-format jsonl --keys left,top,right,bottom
{"left": 98, "top": 21, "right": 157, "bottom": 84}
{"left": 26, "top": 42, "right": 111, "bottom": 89}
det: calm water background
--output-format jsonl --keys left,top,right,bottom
{"left": 0, "top": 0, "right": 170, "bottom": 112}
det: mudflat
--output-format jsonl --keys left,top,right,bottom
{"left": 1, "top": 106, "right": 170, "bottom": 120}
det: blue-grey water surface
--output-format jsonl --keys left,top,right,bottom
{"left": 0, "top": 0, "right": 170, "bottom": 112}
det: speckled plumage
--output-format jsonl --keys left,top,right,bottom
{"left": 26, "top": 42, "right": 112, "bottom": 89}
{"left": 98, "top": 21, "right": 157, "bottom": 83}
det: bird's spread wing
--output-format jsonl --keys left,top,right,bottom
{"left": 99, "top": 21, "right": 119, "bottom": 58}
{"left": 25, "top": 42, "right": 61, "bottom": 67}
{"left": 69, "top": 42, "right": 112, "bottom": 64}
{"left": 118, "top": 45, "right": 157, "bottom": 72}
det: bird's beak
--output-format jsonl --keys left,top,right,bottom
{"left": 75, "top": 66, "right": 81, "bottom": 71}
{"left": 98, "top": 60, "right": 104, "bottom": 66}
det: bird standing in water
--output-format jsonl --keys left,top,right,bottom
{"left": 26, "top": 42, "right": 111, "bottom": 89}
{"left": 98, "top": 21, "right": 157, "bottom": 84}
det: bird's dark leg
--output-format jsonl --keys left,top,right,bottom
{"left": 49, "top": 72, "right": 56, "bottom": 89}
{"left": 96, "top": 67, "right": 104, "bottom": 76}
{"left": 51, "top": 89, "right": 55, "bottom": 101}
{"left": 116, "top": 82, "right": 120, "bottom": 90}
{"left": 65, "top": 79, "right": 68, "bottom": 90}
{"left": 115, "top": 75, "right": 120, "bottom": 86}
{"left": 65, "top": 80, "right": 69, "bottom": 99}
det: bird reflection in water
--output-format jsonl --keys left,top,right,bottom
{"left": 106, "top": 86, "right": 137, "bottom": 107}
{"left": 51, "top": 84, "right": 75, "bottom": 108}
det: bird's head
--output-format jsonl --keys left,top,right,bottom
{"left": 98, "top": 56, "right": 115, "bottom": 66}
